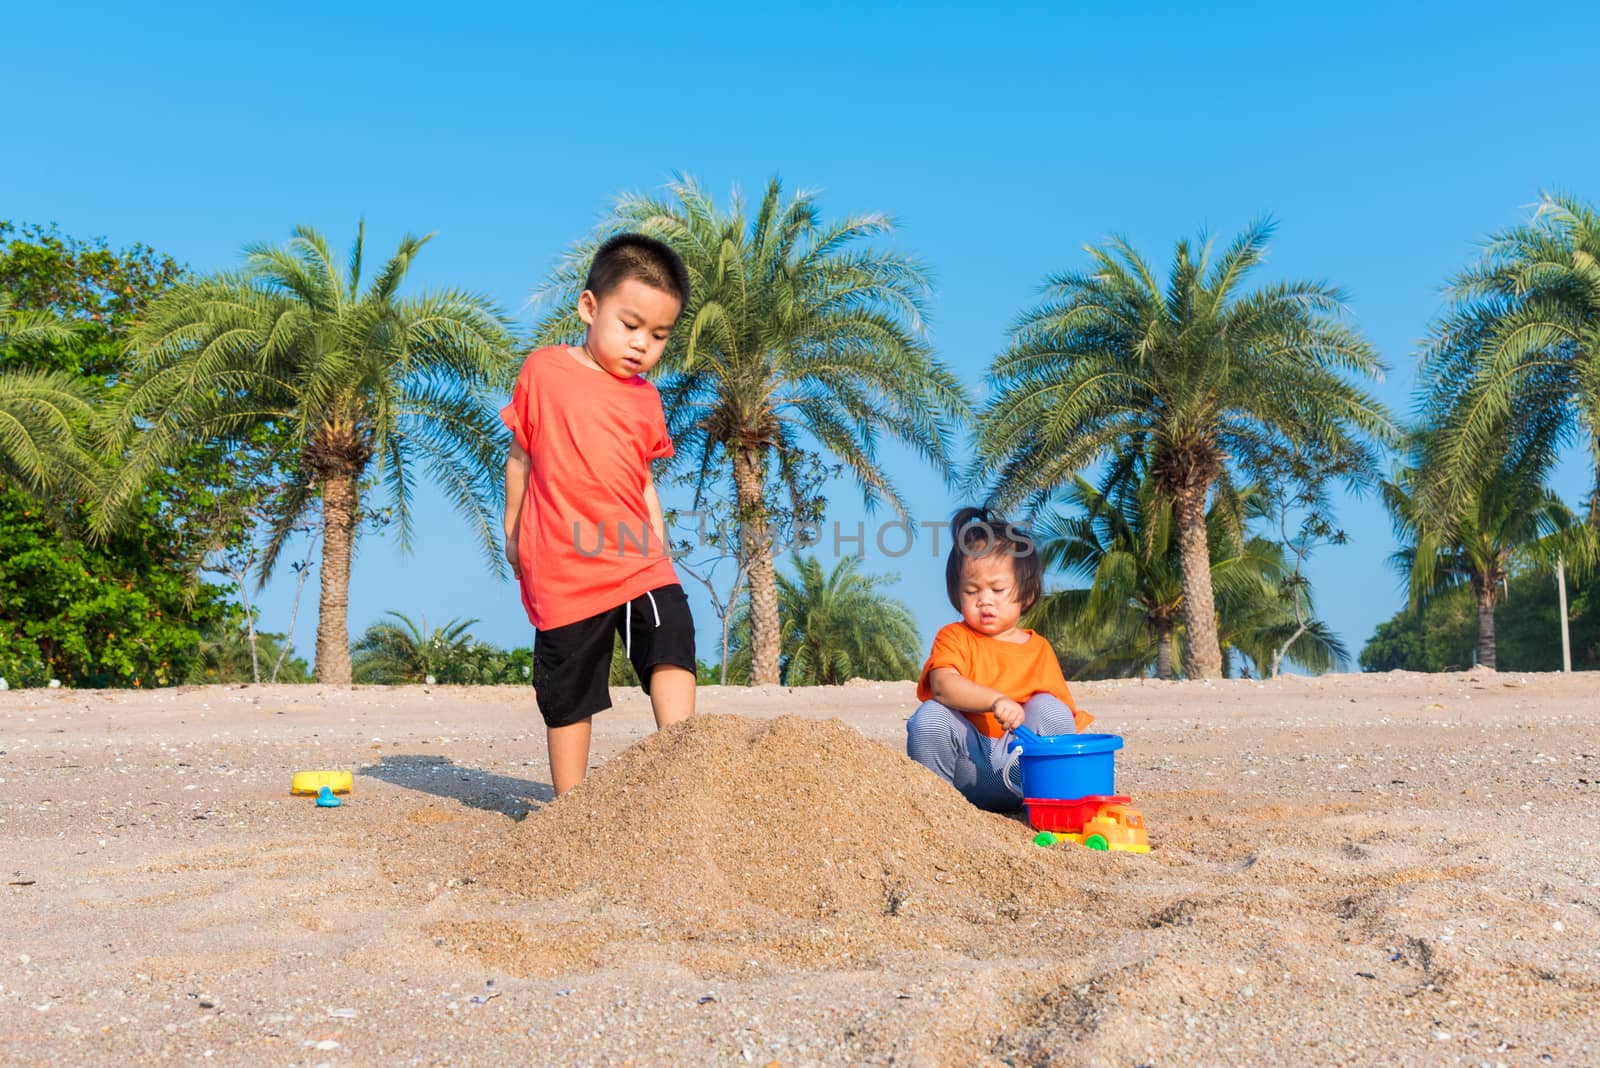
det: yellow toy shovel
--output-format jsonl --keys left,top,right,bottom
{"left": 290, "top": 770, "right": 352, "bottom": 796}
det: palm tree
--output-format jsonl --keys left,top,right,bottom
{"left": 535, "top": 177, "right": 970, "bottom": 684}
{"left": 1030, "top": 470, "right": 1344, "bottom": 679}
{"left": 729, "top": 555, "right": 920, "bottom": 686}
{"left": 979, "top": 220, "right": 1395, "bottom": 678}
{"left": 1030, "top": 473, "right": 1187, "bottom": 679}
{"left": 1422, "top": 194, "right": 1600, "bottom": 522}
{"left": 1384, "top": 442, "right": 1573, "bottom": 670}
{"left": 0, "top": 294, "right": 97, "bottom": 500}
{"left": 189, "top": 625, "right": 311, "bottom": 684}
{"left": 351, "top": 611, "right": 479, "bottom": 684}
{"left": 96, "top": 224, "right": 518, "bottom": 682}
{"left": 1218, "top": 567, "right": 1349, "bottom": 677}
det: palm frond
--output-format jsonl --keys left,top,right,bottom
{"left": 0, "top": 368, "right": 100, "bottom": 497}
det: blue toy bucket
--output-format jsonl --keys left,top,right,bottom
{"left": 1011, "top": 726, "right": 1123, "bottom": 799}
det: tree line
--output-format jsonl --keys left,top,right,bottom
{"left": 2, "top": 183, "right": 1596, "bottom": 688}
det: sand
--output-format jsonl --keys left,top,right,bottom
{"left": 2, "top": 670, "right": 1597, "bottom": 1066}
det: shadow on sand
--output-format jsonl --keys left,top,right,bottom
{"left": 358, "top": 754, "right": 554, "bottom": 820}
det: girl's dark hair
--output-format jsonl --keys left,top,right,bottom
{"left": 944, "top": 506, "right": 1041, "bottom": 613}
{"left": 584, "top": 233, "right": 691, "bottom": 312}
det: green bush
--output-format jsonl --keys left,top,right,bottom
{"left": 1360, "top": 571, "right": 1598, "bottom": 672}
{"left": 0, "top": 487, "right": 231, "bottom": 687}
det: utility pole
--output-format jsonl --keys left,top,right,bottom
{"left": 1556, "top": 555, "right": 1572, "bottom": 673}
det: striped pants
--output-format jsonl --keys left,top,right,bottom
{"left": 905, "top": 694, "right": 1081, "bottom": 812}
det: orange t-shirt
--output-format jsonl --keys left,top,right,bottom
{"left": 916, "top": 621, "right": 1093, "bottom": 738}
{"left": 500, "top": 346, "right": 681, "bottom": 631}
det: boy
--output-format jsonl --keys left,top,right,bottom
{"left": 501, "top": 234, "right": 697, "bottom": 796}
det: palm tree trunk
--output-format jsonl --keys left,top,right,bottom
{"left": 315, "top": 476, "right": 356, "bottom": 684}
{"left": 1474, "top": 579, "right": 1497, "bottom": 670}
{"left": 732, "top": 446, "right": 780, "bottom": 685}
{"left": 1155, "top": 625, "right": 1175, "bottom": 680}
{"left": 1172, "top": 487, "right": 1223, "bottom": 679}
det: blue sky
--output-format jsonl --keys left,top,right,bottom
{"left": 7, "top": 1, "right": 1597, "bottom": 672}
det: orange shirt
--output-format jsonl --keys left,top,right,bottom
{"left": 500, "top": 346, "right": 681, "bottom": 631}
{"left": 916, "top": 621, "right": 1092, "bottom": 738}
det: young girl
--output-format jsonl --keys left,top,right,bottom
{"left": 907, "top": 507, "right": 1094, "bottom": 810}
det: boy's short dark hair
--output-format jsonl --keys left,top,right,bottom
{"left": 944, "top": 506, "right": 1042, "bottom": 614}
{"left": 584, "top": 233, "right": 691, "bottom": 312}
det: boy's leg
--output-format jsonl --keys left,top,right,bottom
{"left": 532, "top": 608, "right": 620, "bottom": 797}
{"left": 623, "top": 584, "right": 697, "bottom": 730}
{"left": 647, "top": 665, "right": 695, "bottom": 728}
{"left": 546, "top": 718, "right": 593, "bottom": 796}
{"left": 906, "top": 700, "right": 1020, "bottom": 811}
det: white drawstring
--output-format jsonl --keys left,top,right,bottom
{"left": 625, "top": 592, "right": 662, "bottom": 661}
{"left": 624, "top": 592, "right": 662, "bottom": 661}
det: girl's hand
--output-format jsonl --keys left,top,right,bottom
{"left": 504, "top": 536, "right": 521, "bottom": 579}
{"left": 990, "top": 696, "right": 1025, "bottom": 731}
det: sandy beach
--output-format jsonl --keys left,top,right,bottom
{"left": 2, "top": 671, "right": 1597, "bottom": 1066}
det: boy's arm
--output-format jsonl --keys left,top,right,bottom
{"left": 643, "top": 478, "right": 667, "bottom": 557}
{"left": 504, "top": 440, "right": 530, "bottom": 578}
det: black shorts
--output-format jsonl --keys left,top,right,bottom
{"left": 532, "top": 583, "right": 696, "bottom": 728}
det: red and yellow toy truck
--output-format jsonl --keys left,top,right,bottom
{"left": 1026, "top": 794, "right": 1150, "bottom": 853}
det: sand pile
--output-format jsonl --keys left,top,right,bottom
{"left": 479, "top": 714, "right": 1094, "bottom": 926}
